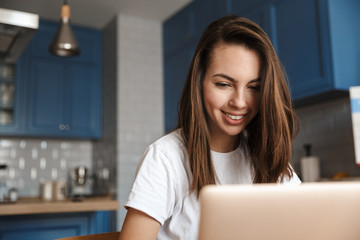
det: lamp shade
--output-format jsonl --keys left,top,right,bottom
{"left": 49, "top": 2, "right": 80, "bottom": 57}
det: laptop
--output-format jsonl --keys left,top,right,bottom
{"left": 198, "top": 182, "right": 360, "bottom": 240}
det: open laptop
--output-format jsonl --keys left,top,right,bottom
{"left": 198, "top": 182, "right": 360, "bottom": 240}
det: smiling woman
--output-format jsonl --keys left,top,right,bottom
{"left": 119, "top": 15, "right": 301, "bottom": 240}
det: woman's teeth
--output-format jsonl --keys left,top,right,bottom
{"left": 225, "top": 112, "right": 243, "bottom": 120}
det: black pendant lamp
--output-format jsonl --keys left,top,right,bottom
{"left": 49, "top": 0, "right": 80, "bottom": 57}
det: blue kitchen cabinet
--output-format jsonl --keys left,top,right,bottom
{"left": 0, "top": 211, "right": 110, "bottom": 240}
{"left": 26, "top": 58, "right": 101, "bottom": 138}
{"left": 1, "top": 20, "right": 102, "bottom": 138}
{"left": 268, "top": 0, "right": 334, "bottom": 102}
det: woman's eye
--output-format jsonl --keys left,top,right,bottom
{"left": 248, "top": 85, "right": 260, "bottom": 91}
{"left": 215, "top": 82, "right": 230, "bottom": 88}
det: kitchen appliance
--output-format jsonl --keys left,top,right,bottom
{"left": 68, "top": 166, "right": 92, "bottom": 198}
{"left": 0, "top": 8, "right": 39, "bottom": 63}
{"left": 92, "top": 167, "right": 110, "bottom": 196}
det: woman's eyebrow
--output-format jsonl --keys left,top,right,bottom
{"left": 213, "top": 73, "right": 260, "bottom": 83}
{"left": 213, "top": 73, "right": 236, "bottom": 82}
{"left": 248, "top": 78, "right": 261, "bottom": 84}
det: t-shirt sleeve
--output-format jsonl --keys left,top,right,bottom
{"left": 124, "top": 144, "right": 176, "bottom": 225}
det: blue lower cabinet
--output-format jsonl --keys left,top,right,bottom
{"left": 0, "top": 211, "right": 110, "bottom": 240}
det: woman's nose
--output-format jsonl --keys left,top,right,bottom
{"left": 229, "top": 89, "right": 247, "bottom": 108}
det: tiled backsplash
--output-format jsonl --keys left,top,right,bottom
{"left": 292, "top": 97, "right": 360, "bottom": 179}
{"left": 0, "top": 138, "right": 92, "bottom": 197}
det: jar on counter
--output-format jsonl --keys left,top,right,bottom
{"left": 52, "top": 180, "right": 66, "bottom": 201}
{"left": 8, "top": 188, "right": 18, "bottom": 202}
{"left": 41, "top": 181, "right": 53, "bottom": 201}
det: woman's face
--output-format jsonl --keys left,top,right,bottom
{"left": 202, "top": 43, "right": 261, "bottom": 149}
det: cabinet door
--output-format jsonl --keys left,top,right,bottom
{"left": 66, "top": 63, "right": 101, "bottom": 138}
{"left": 26, "top": 59, "right": 101, "bottom": 138}
{"left": 271, "top": 0, "right": 332, "bottom": 99}
{"left": 26, "top": 58, "right": 65, "bottom": 136}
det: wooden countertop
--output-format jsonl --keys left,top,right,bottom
{"left": 0, "top": 196, "right": 119, "bottom": 216}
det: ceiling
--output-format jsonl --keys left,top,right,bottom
{"left": 0, "top": 0, "right": 192, "bottom": 29}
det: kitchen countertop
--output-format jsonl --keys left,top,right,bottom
{"left": 0, "top": 196, "right": 119, "bottom": 216}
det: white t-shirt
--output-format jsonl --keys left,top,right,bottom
{"left": 124, "top": 130, "right": 301, "bottom": 240}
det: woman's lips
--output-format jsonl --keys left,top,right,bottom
{"left": 221, "top": 110, "right": 246, "bottom": 123}
{"left": 224, "top": 112, "right": 244, "bottom": 120}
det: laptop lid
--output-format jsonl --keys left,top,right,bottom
{"left": 198, "top": 182, "right": 360, "bottom": 240}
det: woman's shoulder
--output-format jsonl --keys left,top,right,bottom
{"left": 139, "top": 129, "right": 189, "bottom": 175}
{"left": 151, "top": 129, "right": 185, "bottom": 149}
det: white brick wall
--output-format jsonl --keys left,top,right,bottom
{"left": 116, "top": 14, "right": 164, "bottom": 229}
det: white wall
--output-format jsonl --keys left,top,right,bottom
{"left": 116, "top": 13, "right": 164, "bottom": 229}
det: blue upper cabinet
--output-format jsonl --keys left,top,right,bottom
{"left": 0, "top": 20, "right": 102, "bottom": 138}
{"left": 268, "top": 0, "right": 334, "bottom": 103}
{"left": 326, "top": 0, "right": 360, "bottom": 91}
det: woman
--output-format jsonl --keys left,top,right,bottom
{"left": 119, "top": 15, "right": 301, "bottom": 240}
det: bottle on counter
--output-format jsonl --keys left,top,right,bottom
{"left": 300, "top": 144, "right": 321, "bottom": 182}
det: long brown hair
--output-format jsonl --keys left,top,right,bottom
{"left": 177, "top": 15, "right": 299, "bottom": 195}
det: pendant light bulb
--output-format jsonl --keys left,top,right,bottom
{"left": 49, "top": 0, "right": 80, "bottom": 57}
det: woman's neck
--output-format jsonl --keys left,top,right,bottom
{"left": 209, "top": 134, "right": 239, "bottom": 153}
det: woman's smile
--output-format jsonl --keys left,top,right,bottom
{"left": 222, "top": 111, "right": 245, "bottom": 120}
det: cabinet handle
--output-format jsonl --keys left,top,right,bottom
{"left": 59, "top": 124, "right": 65, "bottom": 130}
{"left": 65, "top": 124, "right": 70, "bottom": 131}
